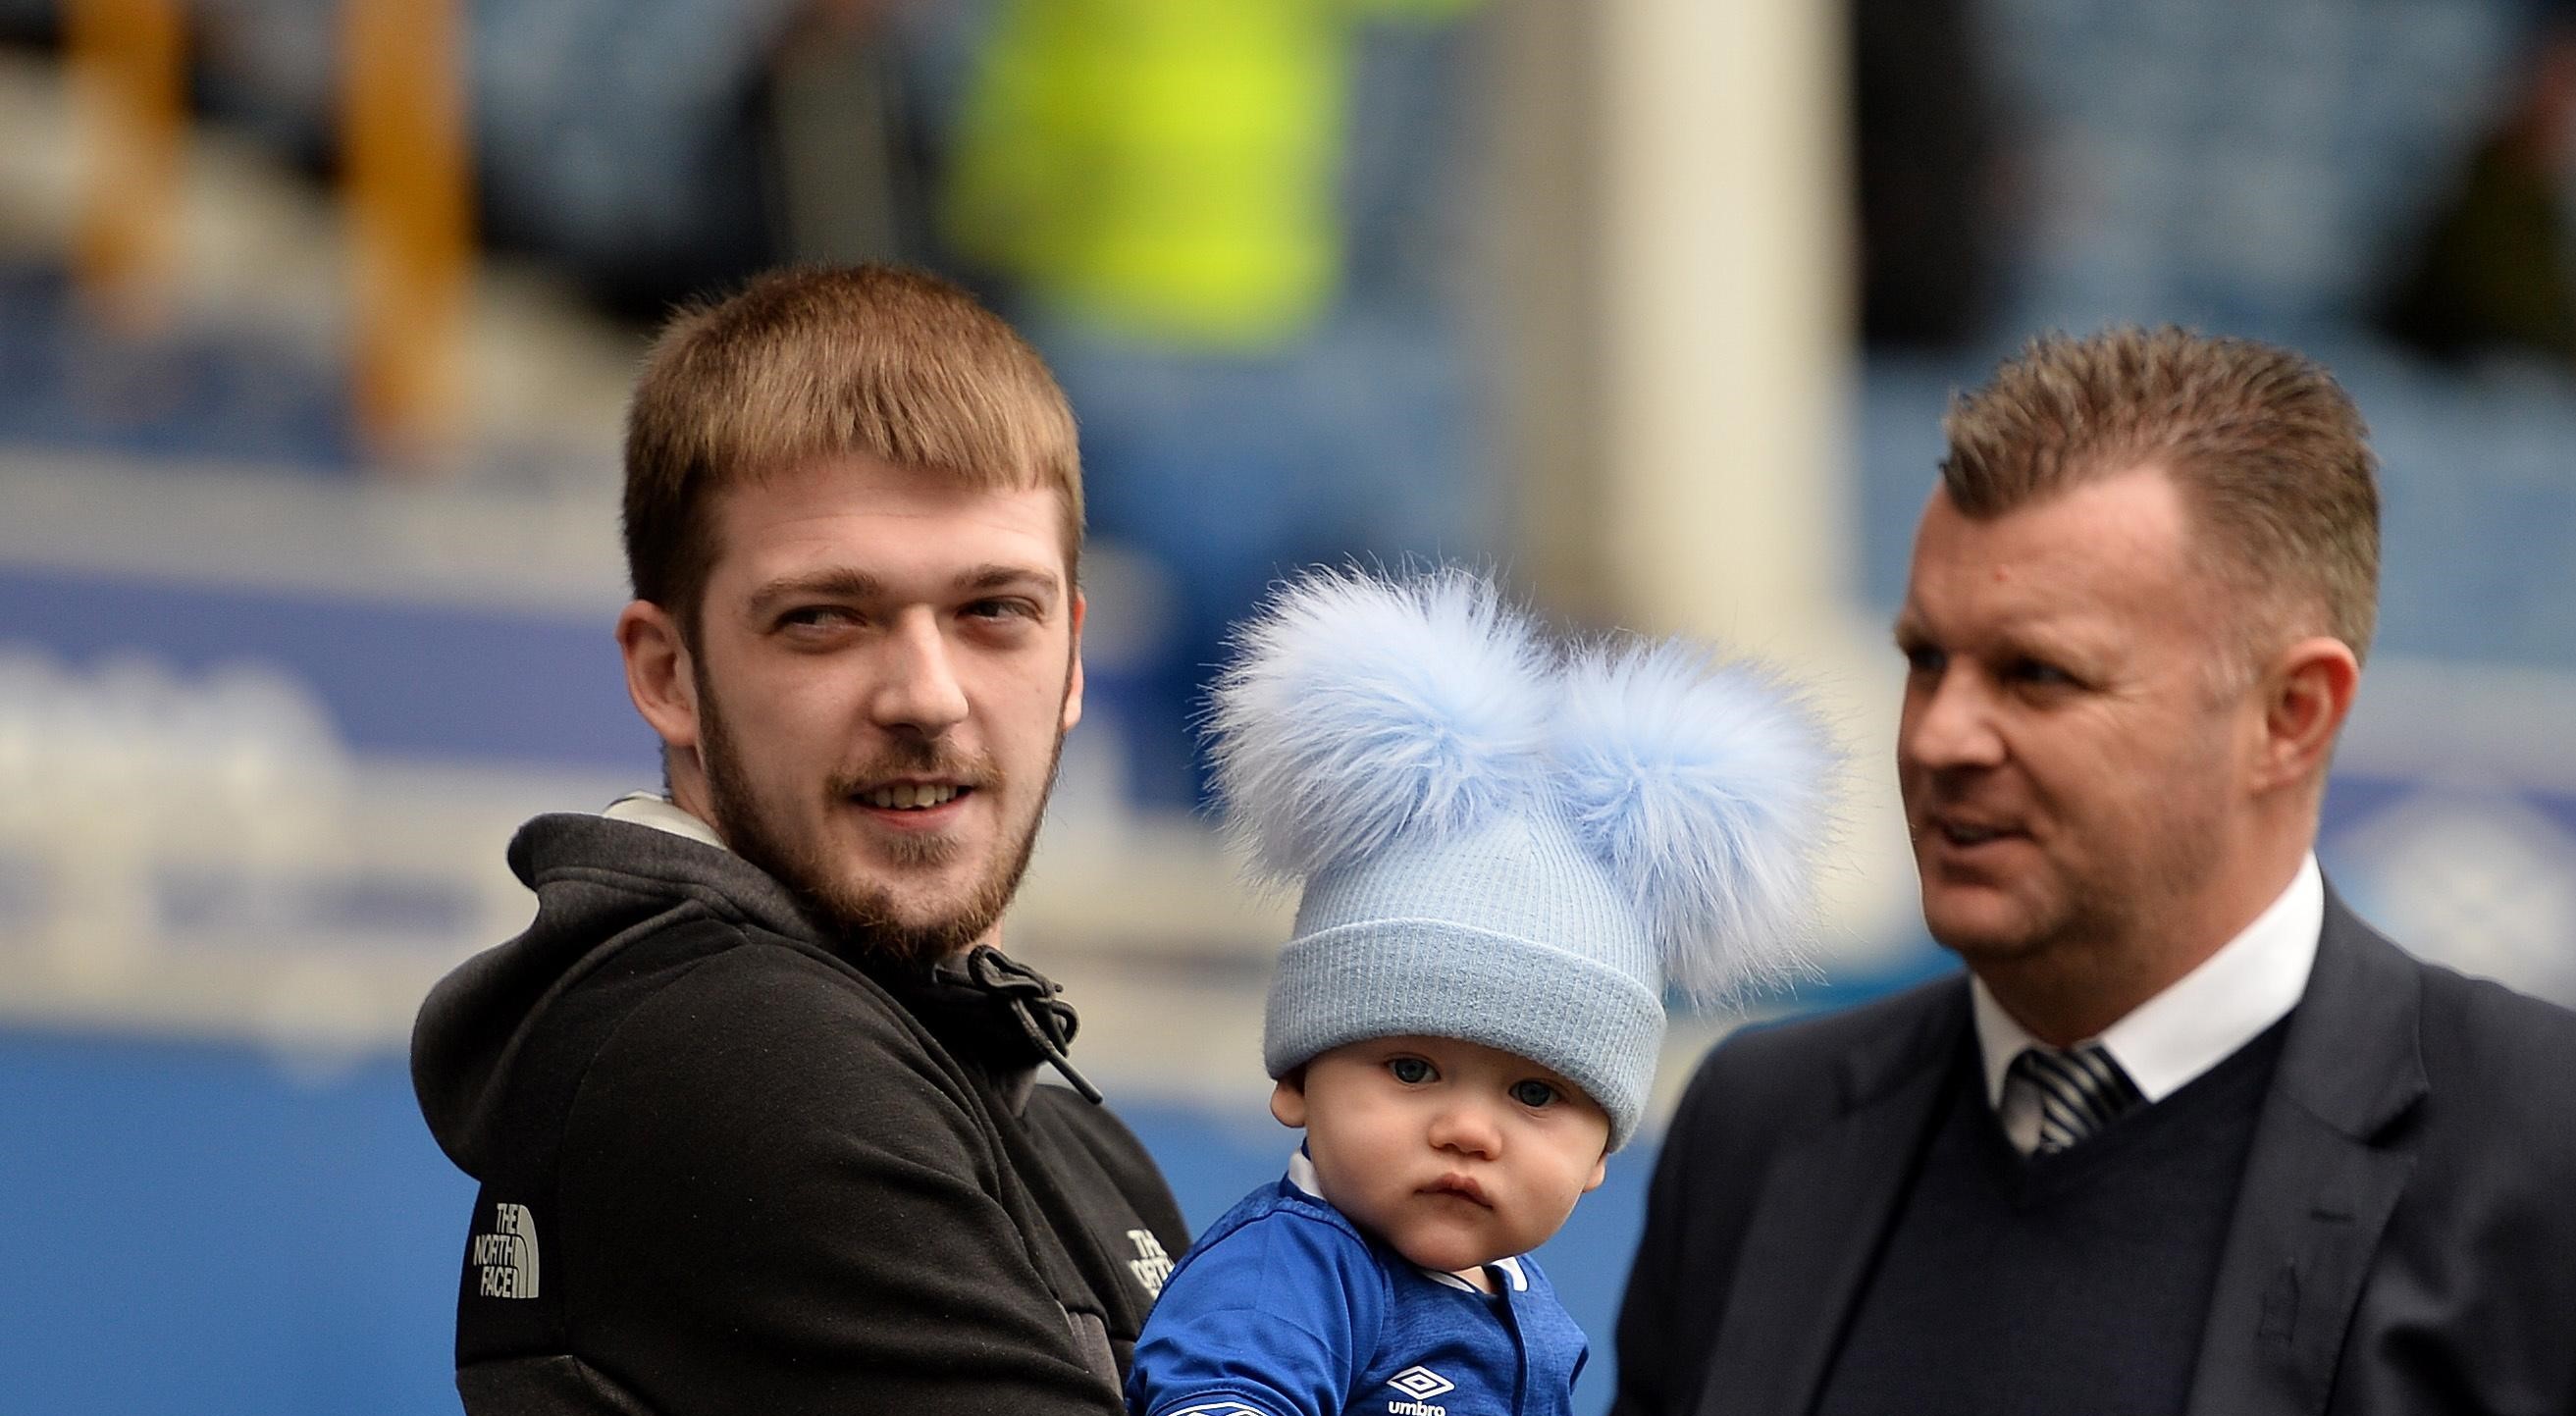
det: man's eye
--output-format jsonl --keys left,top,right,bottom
{"left": 1901, "top": 643, "right": 1945, "bottom": 675}
{"left": 779, "top": 606, "right": 855, "bottom": 630}
{"left": 964, "top": 599, "right": 1035, "bottom": 622}
{"left": 1389, "top": 1057, "right": 1434, "bottom": 1084}
{"left": 2010, "top": 658, "right": 2075, "bottom": 687}
{"left": 1509, "top": 1079, "right": 1557, "bottom": 1108}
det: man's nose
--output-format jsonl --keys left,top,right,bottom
{"left": 869, "top": 612, "right": 971, "bottom": 736}
{"left": 1900, "top": 668, "right": 2005, "bottom": 772}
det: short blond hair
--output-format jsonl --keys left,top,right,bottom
{"left": 1941, "top": 326, "right": 2380, "bottom": 664}
{"left": 623, "top": 265, "right": 1083, "bottom": 636}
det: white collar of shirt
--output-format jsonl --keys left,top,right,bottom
{"left": 1284, "top": 1149, "right": 1527, "bottom": 1294}
{"left": 1971, "top": 852, "right": 2322, "bottom": 1112}
{"left": 602, "top": 791, "right": 729, "bottom": 853}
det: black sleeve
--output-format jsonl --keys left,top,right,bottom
{"left": 1609, "top": 1044, "right": 1733, "bottom": 1416}
{"left": 1025, "top": 1084, "right": 1191, "bottom": 1256}
{"left": 557, "top": 948, "right": 1129, "bottom": 1416}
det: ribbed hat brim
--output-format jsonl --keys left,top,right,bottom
{"left": 1262, "top": 917, "right": 1666, "bottom": 1149}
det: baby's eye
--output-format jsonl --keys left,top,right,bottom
{"left": 1509, "top": 1078, "right": 1558, "bottom": 1108}
{"left": 1388, "top": 1057, "right": 1435, "bottom": 1084}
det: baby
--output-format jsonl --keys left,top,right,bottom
{"left": 1128, "top": 569, "right": 1835, "bottom": 1416}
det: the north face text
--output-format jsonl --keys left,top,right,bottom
{"left": 1127, "top": 1229, "right": 1175, "bottom": 1297}
{"left": 472, "top": 1202, "right": 541, "bottom": 1299}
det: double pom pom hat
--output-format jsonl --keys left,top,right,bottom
{"left": 1206, "top": 568, "right": 1840, "bottom": 1151}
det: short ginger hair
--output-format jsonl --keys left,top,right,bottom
{"left": 1939, "top": 325, "right": 2381, "bottom": 666}
{"left": 622, "top": 264, "right": 1083, "bottom": 638}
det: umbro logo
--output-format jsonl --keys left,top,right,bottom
{"left": 1390, "top": 1366, "right": 1455, "bottom": 1398}
{"left": 470, "top": 1202, "right": 541, "bottom": 1300}
{"left": 1386, "top": 1364, "right": 1456, "bottom": 1414}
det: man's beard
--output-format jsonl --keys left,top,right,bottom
{"left": 695, "top": 665, "right": 1065, "bottom": 970}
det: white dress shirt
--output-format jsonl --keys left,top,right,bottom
{"left": 1971, "top": 853, "right": 2323, "bottom": 1154}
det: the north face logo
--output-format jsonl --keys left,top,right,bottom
{"left": 1386, "top": 1365, "right": 1456, "bottom": 1414}
{"left": 471, "top": 1202, "right": 541, "bottom": 1299}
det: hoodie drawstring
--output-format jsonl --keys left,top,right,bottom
{"left": 962, "top": 945, "right": 1104, "bottom": 1104}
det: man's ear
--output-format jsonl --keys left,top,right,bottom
{"left": 1061, "top": 589, "right": 1086, "bottom": 733}
{"left": 617, "top": 600, "right": 701, "bottom": 755}
{"left": 2252, "top": 635, "right": 2360, "bottom": 793}
{"left": 1582, "top": 1152, "right": 1609, "bottom": 1194}
{"left": 1269, "top": 1072, "right": 1308, "bottom": 1129}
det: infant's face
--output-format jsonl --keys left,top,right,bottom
{"left": 1273, "top": 1035, "right": 1610, "bottom": 1277}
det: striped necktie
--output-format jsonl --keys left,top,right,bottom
{"left": 2006, "top": 1043, "right": 2144, "bottom": 1154}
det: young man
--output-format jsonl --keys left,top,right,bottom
{"left": 411, "top": 265, "right": 1187, "bottom": 1415}
{"left": 1613, "top": 327, "right": 2576, "bottom": 1416}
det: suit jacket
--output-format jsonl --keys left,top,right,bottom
{"left": 1612, "top": 891, "right": 2576, "bottom": 1416}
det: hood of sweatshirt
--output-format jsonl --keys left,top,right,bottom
{"left": 410, "top": 812, "right": 1092, "bottom": 1178}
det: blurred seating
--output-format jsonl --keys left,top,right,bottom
{"left": 1980, "top": 0, "right": 2527, "bottom": 339}
{"left": 1858, "top": 341, "right": 2576, "bottom": 670}
{"left": 1859, "top": 0, "right": 2576, "bottom": 674}
{"left": 0, "top": 260, "right": 359, "bottom": 469}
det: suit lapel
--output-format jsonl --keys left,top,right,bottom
{"left": 1696, "top": 982, "right": 1967, "bottom": 1416}
{"left": 2186, "top": 892, "right": 2426, "bottom": 1416}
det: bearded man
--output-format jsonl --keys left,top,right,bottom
{"left": 411, "top": 265, "right": 1187, "bottom": 1415}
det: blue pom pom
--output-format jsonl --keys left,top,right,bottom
{"left": 1206, "top": 568, "right": 1555, "bottom": 884}
{"left": 1553, "top": 637, "right": 1839, "bottom": 1002}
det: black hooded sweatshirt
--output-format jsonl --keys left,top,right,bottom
{"left": 411, "top": 813, "right": 1189, "bottom": 1415}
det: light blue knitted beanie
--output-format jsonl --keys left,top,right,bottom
{"left": 1207, "top": 568, "right": 1837, "bottom": 1150}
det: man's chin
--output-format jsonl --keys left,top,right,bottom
{"left": 809, "top": 875, "right": 994, "bottom": 955}
{"left": 867, "top": 897, "right": 985, "bottom": 946}
{"left": 1921, "top": 892, "right": 2051, "bottom": 962}
{"left": 720, "top": 823, "right": 991, "bottom": 962}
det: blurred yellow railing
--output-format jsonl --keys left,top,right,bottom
{"left": 64, "top": 0, "right": 473, "bottom": 469}
{"left": 66, "top": 0, "right": 183, "bottom": 334}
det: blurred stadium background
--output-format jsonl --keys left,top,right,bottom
{"left": 2, "top": 0, "right": 2573, "bottom": 1411}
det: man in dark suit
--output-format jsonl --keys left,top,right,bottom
{"left": 1613, "top": 327, "right": 2576, "bottom": 1416}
